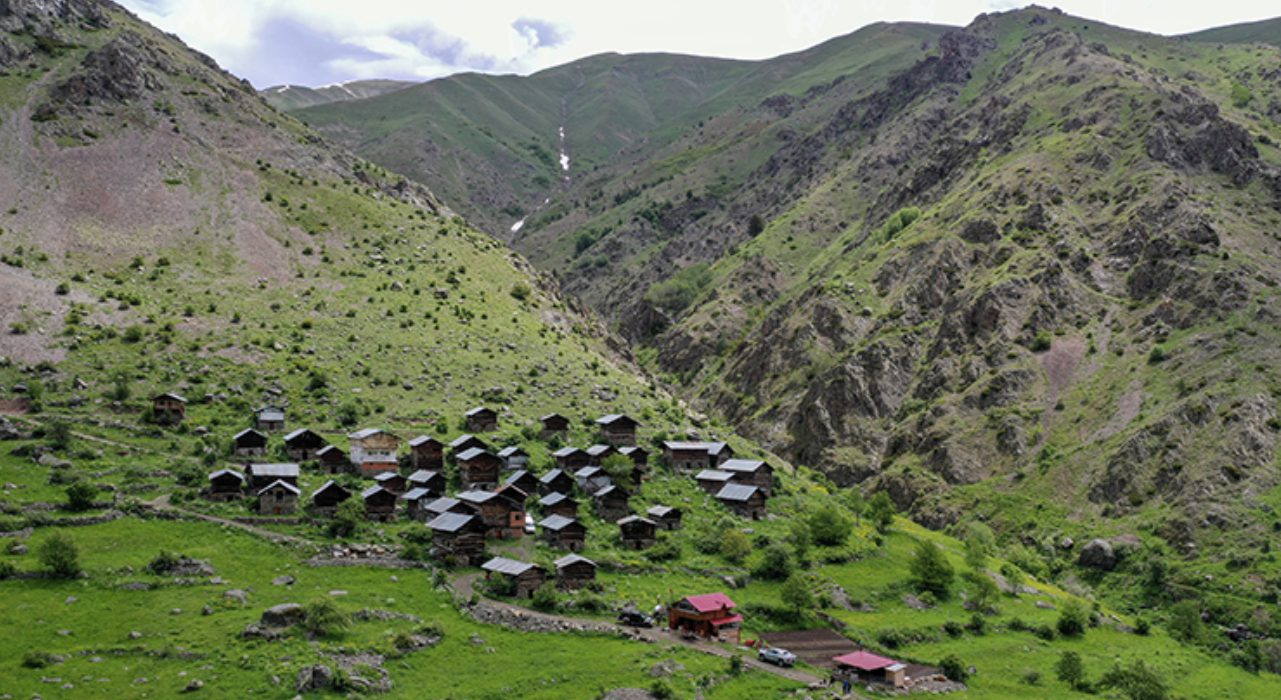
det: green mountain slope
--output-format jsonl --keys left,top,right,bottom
{"left": 259, "top": 79, "right": 418, "bottom": 111}
{"left": 1185, "top": 16, "right": 1281, "bottom": 47}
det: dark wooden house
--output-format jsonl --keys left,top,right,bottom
{"left": 152, "top": 392, "right": 187, "bottom": 425}
{"left": 539, "top": 514, "right": 587, "bottom": 552}
{"left": 554, "top": 554, "right": 597, "bottom": 590}
{"left": 668, "top": 592, "right": 741, "bottom": 644}
{"left": 592, "top": 485, "right": 630, "bottom": 522}
{"left": 232, "top": 428, "right": 268, "bottom": 458}
{"left": 715, "top": 484, "right": 767, "bottom": 520}
{"left": 423, "top": 496, "right": 472, "bottom": 519}
{"left": 408, "top": 435, "right": 444, "bottom": 471}
{"left": 284, "top": 428, "right": 327, "bottom": 461}
{"left": 449, "top": 433, "right": 490, "bottom": 455}
{"left": 662, "top": 441, "right": 734, "bottom": 472}
{"left": 503, "top": 469, "right": 539, "bottom": 497}
{"left": 245, "top": 463, "right": 299, "bottom": 490}
{"left": 481, "top": 556, "right": 546, "bottom": 598}
{"left": 538, "top": 491, "right": 578, "bottom": 519}
{"left": 426, "top": 512, "right": 487, "bottom": 566}
{"left": 257, "top": 480, "right": 299, "bottom": 515}
{"left": 574, "top": 465, "right": 612, "bottom": 494}
{"left": 361, "top": 485, "right": 398, "bottom": 522}
{"left": 617, "top": 515, "right": 657, "bottom": 549}
{"left": 309, "top": 480, "right": 351, "bottom": 516}
{"left": 407, "top": 469, "right": 445, "bottom": 495}
{"left": 497, "top": 446, "right": 529, "bottom": 470}
{"left": 207, "top": 469, "right": 245, "bottom": 501}
{"left": 373, "top": 471, "right": 407, "bottom": 495}
{"left": 540, "top": 412, "right": 570, "bottom": 438}
{"left": 552, "top": 447, "right": 590, "bottom": 471}
{"left": 495, "top": 482, "right": 529, "bottom": 509}
{"left": 538, "top": 468, "right": 575, "bottom": 496}
{"left": 647, "top": 505, "right": 683, "bottom": 531}
{"left": 401, "top": 487, "right": 433, "bottom": 520}
{"left": 255, "top": 405, "right": 286, "bottom": 432}
{"left": 695, "top": 469, "right": 734, "bottom": 495}
{"left": 458, "top": 489, "right": 524, "bottom": 539}
{"left": 720, "top": 458, "right": 774, "bottom": 496}
{"left": 596, "top": 414, "right": 639, "bottom": 446}
{"left": 457, "top": 447, "right": 502, "bottom": 490}
{"left": 464, "top": 406, "right": 498, "bottom": 432}
{"left": 317, "top": 445, "right": 349, "bottom": 474}
{"left": 619, "top": 445, "right": 649, "bottom": 474}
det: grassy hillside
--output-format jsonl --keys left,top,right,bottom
{"left": 259, "top": 79, "right": 418, "bottom": 111}
{"left": 1185, "top": 16, "right": 1281, "bottom": 47}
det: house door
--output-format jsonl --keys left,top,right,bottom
{"left": 274, "top": 505, "right": 282, "bottom": 515}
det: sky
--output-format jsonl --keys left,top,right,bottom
{"left": 119, "top": 1, "right": 1281, "bottom": 88}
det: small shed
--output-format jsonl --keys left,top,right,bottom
{"left": 317, "top": 445, "right": 349, "bottom": 474}
{"left": 695, "top": 469, "right": 734, "bottom": 495}
{"left": 426, "top": 512, "right": 487, "bottom": 566}
{"left": 715, "top": 484, "right": 767, "bottom": 520}
{"left": 423, "top": 496, "right": 471, "bottom": 519}
{"left": 458, "top": 489, "right": 524, "bottom": 539}
{"left": 310, "top": 480, "right": 351, "bottom": 516}
{"left": 668, "top": 592, "right": 741, "bottom": 644}
{"left": 720, "top": 459, "right": 774, "bottom": 495}
{"left": 540, "top": 413, "right": 570, "bottom": 438}
{"left": 232, "top": 428, "right": 268, "bottom": 458}
{"left": 619, "top": 445, "right": 649, "bottom": 474}
{"left": 574, "top": 465, "right": 612, "bottom": 494}
{"left": 207, "top": 469, "right": 245, "bottom": 501}
{"left": 408, "top": 435, "right": 444, "bottom": 471}
{"left": 832, "top": 652, "right": 907, "bottom": 689}
{"left": 449, "top": 433, "right": 490, "bottom": 455}
{"left": 585, "top": 444, "right": 616, "bottom": 463}
{"left": 538, "top": 468, "right": 575, "bottom": 496}
{"left": 257, "top": 479, "right": 300, "bottom": 515}
{"left": 596, "top": 414, "right": 639, "bottom": 446}
{"left": 538, "top": 491, "right": 578, "bottom": 519}
{"left": 457, "top": 447, "right": 502, "bottom": 490}
{"left": 373, "top": 471, "right": 407, "bottom": 495}
{"left": 592, "top": 485, "right": 630, "bottom": 522}
{"left": 283, "top": 428, "right": 327, "bottom": 461}
{"left": 255, "top": 405, "right": 286, "bottom": 432}
{"left": 356, "top": 453, "right": 399, "bottom": 478}
{"left": 348, "top": 428, "right": 399, "bottom": 465}
{"left": 554, "top": 554, "right": 597, "bottom": 590}
{"left": 401, "top": 487, "right": 434, "bottom": 520}
{"left": 152, "top": 392, "right": 187, "bottom": 425}
{"left": 245, "top": 463, "right": 300, "bottom": 490}
{"left": 407, "top": 469, "right": 445, "bottom": 495}
{"left": 539, "top": 515, "right": 587, "bottom": 552}
{"left": 495, "top": 482, "right": 530, "bottom": 508}
{"left": 618, "top": 515, "right": 657, "bottom": 550}
{"left": 552, "top": 447, "right": 590, "bottom": 471}
{"left": 362, "top": 485, "right": 398, "bottom": 522}
{"left": 503, "top": 469, "right": 539, "bottom": 497}
{"left": 464, "top": 406, "right": 498, "bottom": 432}
{"left": 481, "top": 556, "right": 547, "bottom": 598}
{"left": 647, "top": 505, "right": 683, "bottom": 531}
{"left": 663, "top": 441, "right": 734, "bottom": 472}
{"left": 497, "top": 446, "right": 529, "bottom": 470}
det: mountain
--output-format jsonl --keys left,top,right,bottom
{"left": 300, "top": 4, "right": 1281, "bottom": 612}
{"left": 259, "top": 79, "right": 418, "bottom": 111}
{"left": 1185, "top": 16, "right": 1281, "bottom": 48}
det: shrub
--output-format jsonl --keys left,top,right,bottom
{"left": 649, "top": 680, "right": 674, "bottom": 699}
{"left": 645, "top": 534, "right": 681, "bottom": 562}
{"left": 509, "top": 282, "right": 532, "bottom": 301}
{"left": 780, "top": 573, "right": 815, "bottom": 618}
{"left": 1031, "top": 330, "right": 1052, "bottom": 352}
{"left": 1147, "top": 345, "right": 1167, "bottom": 364}
{"left": 146, "top": 550, "right": 181, "bottom": 574}
{"left": 753, "top": 543, "right": 794, "bottom": 581}
{"left": 999, "top": 561, "right": 1026, "bottom": 595}
{"left": 1022, "top": 669, "right": 1042, "bottom": 686}
{"left": 0, "top": 559, "right": 15, "bottom": 579}
{"left": 327, "top": 498, "right": 364, "bottom": 538}
{"left": 728, "top": 654, "right": 743, "bottom": 675}
{"left": 55, "top": 282, "right": 69, "bottom": 295}
{"left": 938, "top": 654, "right": 968, "bottom": 682}
{"left": 531, "top": 582, "right": 559, "bottom": 611}
{"left": 1032, "top": 623, "right": 1056, "bottom": 641}
{"left": 867, "top": 492, "right": 895, "bottom": 533}
{"left": 22, "top": 650, "right": 56, "bottom": 668}
{"left": 720, "top": 529, "right": 751, "bottom": 564}
{"left": 942, "top": 620, "right": 965, "bottom": 638}
{"left": 45, "top": 420, "right": 72, "bottom": 451}
{"left": 644, "top": 263, "right": 712, "bottom": 314}
{"left": 1056, "top": 598, "right": 1089, "bottom": 637}
{"left": 303, "top": 598, "right": 350, "bottom": 637}
{"left": 876, "top": 628, "right": 907, "bottom": 649}
{"left": 122, "top": 325, "right": 144, "bottom": 343}
{"left": 881, "top": 207, "right": 921, "bottom": 240}
{"left": 38, "top": 533, "right": 80, "bottom": 579}
{"left": 908, "top": 540, "right": 954, "bottom": 598}
{"left": 1167, "top": 599, "right": 1203, "bottom": 643}
{"left": 65, "top": 481, "right": 96, "bottom": 512}
{"left": 808, "top": 505, "right": 852, "bottom": 546}
{"left": 1099, "top": 660, "right": 1168, "bottom": 700}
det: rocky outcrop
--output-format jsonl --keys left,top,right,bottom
{"left": 1078, "top": 539, "right": 1116, "bottom": 570}
{"left": 49, "top": 32, "right": 166, "bottom": 106}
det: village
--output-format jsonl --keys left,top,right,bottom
{"left": 151, "top": 392, "right": 948, "bottom": 693}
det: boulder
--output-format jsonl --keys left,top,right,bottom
{"left": 295, "top": 665, "right": 333, "bottom": 693}
{"left": 223, "top": 589, "right": 248, "bottom": 604}
{"left": 271, "top": 575, "right": 295, "bottom": 586}
{"left": 260, "top": 603, "right": 304, "bottom": 628}
{"left": 1078, "top": 538, "right": 1116, "bottom": 571}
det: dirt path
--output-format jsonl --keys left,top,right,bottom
{"left": 142, "top": 494, "right": 312, "bottom": 546}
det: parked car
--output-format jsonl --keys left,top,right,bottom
{"left": 758, "top": 647, "right": 797, "bottom": 667}
{"left": 617, "top": 610, "right": 654, "bottom": 628}
{"left": 524, "top": 519, "right": 536, "bottom": 535}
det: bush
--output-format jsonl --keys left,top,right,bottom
{"left": 867, "top": 492, "right": 895, "bottom": 533}
{"left": 881, "top": 207, "right": 921, "bottom": 240}
{"left": 780, "top": 573, "right": 815, "bottom": 618}
{"left": 808, "top": 505, "right": 852, "bottom": 546}
{"left": 942, "top": 620, "right": 965, "bottom": 638}
{"left": 720, "top": 529, "right": 751, "bottom": 564}
{"left": 1167, "top": 599, "right": 1202, "bottom": 643}
{"left": 645, "top": 533, "right": 681, "bottom": 562}
{"left": 1031, "top": 330, "right": 1052, "bottom": 352}
{"left": 1099, "top": 660, "right": 1168, "bottom": 700}
{"left": 728, "top": 654, "right": 743, "bottom": 675}
{"left": 645, "top": 263, "right": 712, "bottom": 314}
{"left": 753, "top": 543, "right": 794, "bottom": 581}
{"left": 1055, "top": 651, "right": 1086, "bottom": 690}
{"left": 0, "top": 559, "right": 14, "bottom": 579}
{"left": 509, "top": 282, "right": 532, "bottom": 301}
{"left": 302, "top": 598, "right": 350, "bottom": 637}
{"left": 908, "top": 540, "right": 954, "bottom": 598}
{"left": 65, "top": 481, "right": 97, "bottom": 512}
{"left": 22, "top": 650, "right": 56, "bottom": 668}
{"left": 147, "top": 550, "right": 182, "bottom": 574}
{"left": 1056, "top": 598, "right": 1089, "bottom": 637}
{"left": 649, "top": 680, "right": 674, "bottom": 700}
{"left": 1022, "top": 669, "right": 1042, "bottom": 686}
{"left": 38, "top": 532, "right": 80, "bottom": 579}
{"left": 531, "top": 582, "right": 558, "bottom": 612}
{"left": 45, "top": 420, "right": 72, "bottom": 451}
{"left": 938, "top": 654, "right": 968, "bottom": 682}
{"left": 876, "top": 628, "right": 907, "bottom": 649}
{"left": 327, "top": 498, "right": 364, "bottom": 538}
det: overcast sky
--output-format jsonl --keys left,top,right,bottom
{"left": 120, "top": 1, "right": 1280, "bottom": 88}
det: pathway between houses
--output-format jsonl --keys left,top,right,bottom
{"left": 142, "top": 494, "right": 313, "bottom": 546}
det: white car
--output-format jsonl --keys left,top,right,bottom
{"left": 758, "top": 647, "right": 797, "bottom": 667}
{"left": 524, "top": 518, "right": 536, "bottom": 535}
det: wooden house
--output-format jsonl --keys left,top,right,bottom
{"left": 423, "top": 496, "right": 471, "bottom": 519}
{"left": 495, "top": 482, "right": 530, "bottom": 509}
{"left": 592, "top": 485, "right": 631, "bottom": 522}
{"left": 407, "top": 469, "right": 445, "bottom": 495}
{"left": 456, "top": 447, "right": 502, "bottom": 490}
{"left": 426, "top": 512, "right": 487, "bottom": 566}
{"left": 348, "top": 428, "right": 399, "bottom": 464}
{"left": 361, "top": 485, "right": 398, "bottom": 522}
{"left": 481, "top": 557, "right": 546, "bottom": 598}
{"left": 408, "top": 435, "right": 444, "bottom": 471}
{"left": 309, "top": 480, "right": 351, "bottom": 516}
{"left": 695, "top": 469, "right": 734, "bottom": 495}
{"left": 503, "top": 469, "right": 539, "bottom": 497}
{"left": 619, "top": 445, "right": 649, "bottom": 473}
{"left": 464, "top": 406, "right": 498, "bottom": 432}
{"left": 647, "top": 505, "right": 682, "bottom": 531}
{"left": 207, "top": 469, "right": 245, "bottom": 501}
{"left": 373, "top": 471, "right": 407, "bottom": 495}
{"left": 232, "top": 428, "right": 268, "bottom": 458}
{"left": 538, "top": 468, "right": 575, "bottom": 496}
{"left": 497, "top": 446, "right": 529, "bottom": 470}
{"left": 617, "top": 515, "right": 657, "bottom": 549}
{"left": 585, "top": 444, "right": 616, "bottom": 464}
{"left": 449, "top": 433, "right": 490, "bottom": 456}
{"left": 257, "top": 480, "right": 299, "bottom": 515}
{"left": 596, "top": 414, "right": 639, "bottom": 446}
{"left": 255, "top": 405, "right": 286, "bottom": 432}
{"left": 720, "top": 459, "right": 774, "bottom": 495}
{"left": 538, "top": 491, "right": 578, "bottom": 519}
{"left": 574, "top": 465, "right": 612, "bottom": 494}
{"left": 458, "top": 489, "right": 524, "bottom": 539}
{"left": 668, "top": 592, "right": 741, "bottom": 644}
{"left": 152, "top": 392, "right": 187, "bottom": 425}
{"left": 401, "top": 487, "right": 433, "bottom": 520}
{"left": 317, "top": 445, "right": 349, "bottom": 474}
{"left": 539, "top": 515, "right": 587, "bottom": 552}
{"left": 715, "top": 484, "right": 767, "bottom": 520}
{"left": 552, "top": 447, "right": 590, "bottom": 471}
{"left": 540, "top": 413, "right": 570, "bottom": 438}
{"left": 554, "top": 554, "right": 597, "bottom": 590}
{"left": 245, "top": 463, "right": 299, "bottom": 490}
{"left": 832, "top": 652, "right": 908, "bottom": 689}
{"left": 356, "top": 453, "right": 399, "bottom": 478}
{"left": 662, "top": 441, "right": 734, "bottom": 472}
{"left": 284, "top": 428, "right": 327, "bottom": 461}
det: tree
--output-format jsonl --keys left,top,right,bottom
{"left": 1098, "top": 660, "right": 1169, "bottom": 700}
{"left": 808, "top": 505, "right": 852, "bottom": 546}
{"left": 962, "top": 521, "right": 994, "bottom": 572}
{"left": 964, "top": 570, "right": 1000, "bottom": 614}
{"left": 780, "top": 574, "right": 815, "bottom": 619}
{"left": 65, "top": 481, "right": 97, "bottom": 512}
{"left": 720, "top": 529, "right": 751, "bottom": 564}
{"left": 908, "top": 540, "right": 954, "bottom": 598}
{"left": 1167, "top": 599, "right": 1203, "bottom": 643}
{"left": 746, "top": 214, "right": 765, "bottom": 236}
{"left": 600, "top": 453, "right": 635, "bottom": 485}
{"left": 302, "top": 598, "right": 350, "bottom": 637}
{"left": 938, "top": 655, "right": 968, "bottom": 682}
{"left": 1056, "top": 598, "right": 1090, "bottom": 637}
{"left": 844, "top": 489, "right": 865, "bottom": 526}
{"left": 108, "top": 371, "right": 131, "bottom": 402}
{"left": 327, "top": 498, "right": 364, "bottom": 538}
{"left": 787, "top": 519, "right": 811, "bottom": 565}
{"left": 867, "top": 492, "right": 896, "bottom": 534}
{"left": 753, "top": 543, "right": 794, "bottom": 581}
{"left": 531, "top": 581, "right": 559, "bottom": 611}
{"left": 999, "top": 562, "right": 1026, "bottom": 597}
{"left": 38, "top": 532, "right": 81, "bottom": 579}
{"left": 1055, "top": 651, "right": 1086, "bottom": 691}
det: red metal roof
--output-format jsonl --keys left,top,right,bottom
{"left": 684, "top": 592, "right": 737, "bottom": 613}
{"left": 708, "top": 614, "right": 743, "bottom": 627}
{"left": 832, "top": 651, "right": 898, "bottom": 671}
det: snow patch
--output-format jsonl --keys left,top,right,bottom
{"left": 510, "top": 219, "right": 526, "bottom": 233}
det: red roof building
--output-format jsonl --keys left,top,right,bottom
{"left": 668, "top": 592, "right": 741, "bottom": 644}
{"left": 833, "top": 651, "right": 907, "bottom": 688}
